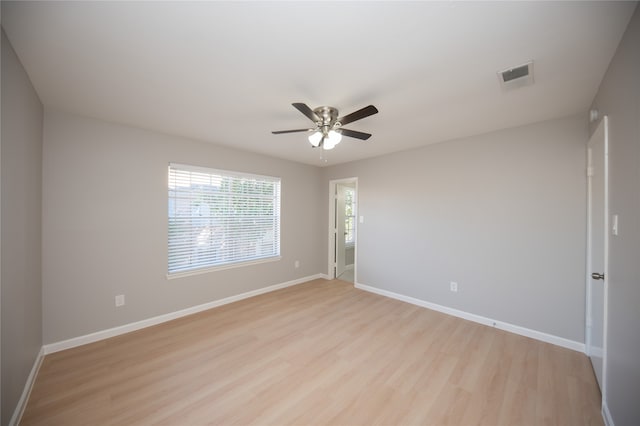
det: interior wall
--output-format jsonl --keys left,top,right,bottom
{"left": 42, "top": 110, "right": 324, "bottom": 344}
{"left": 1, "top": 30, "right": 43, "bottom": 426}
{"left": 589, "top": 4, "right": 640, "bottom": 425}
{"left": 322, "top": 114, "right": 588, "bottom": 343}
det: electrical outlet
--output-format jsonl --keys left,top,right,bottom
{"left": 450, "top": 282, "right": 458, "bottom": 292}
{"left": 294, "top": 260, "right": 300, "bottom": 269}
{"left": 115, "top": 294, "right": 125, "bottom": 307}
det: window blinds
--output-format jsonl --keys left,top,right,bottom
{"left": 168, "top": 163, "right": 281, "bottom": 275}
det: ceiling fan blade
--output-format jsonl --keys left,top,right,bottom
{"left": 292, "top": 103, "right": 320, "bottom": 123}
{"left": 272, "top": 128, "right": 312, "bottom": 134}
{"left": 339, "top": 128, "right": 372, "bottom": 140}
{"left": 338, "top": 105, "right": 378, "bottom": 126}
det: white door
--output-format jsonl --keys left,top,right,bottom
{"left": 587, "top": 116, "right": 608, "bottom": 392}
{"left": 336, "top": 184, "right": 347, "bottom": 277}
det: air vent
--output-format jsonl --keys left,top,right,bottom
{"left": 498, "top": 61, "right": 534, "bottom": 91}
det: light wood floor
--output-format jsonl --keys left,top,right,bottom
{"left": 22, "top": 279, "right": 602, "bottom": 425}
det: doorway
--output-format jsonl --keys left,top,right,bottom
{"left": 328, "top": 178, "right": 357, "bottom": 283}
{"left": 586, "top": 116, "right": 609, "bottom": 398}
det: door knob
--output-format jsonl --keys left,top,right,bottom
{"left": 591, "top": 272, "right": 605, "bottom": 280}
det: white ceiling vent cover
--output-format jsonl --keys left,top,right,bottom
{"left": 498, "top": 61, "right": 534, "bottom": 91}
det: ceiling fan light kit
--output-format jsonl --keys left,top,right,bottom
{"left": 314, "top": 130, "right": 342, "bottom": 150}
{"left": 273, "top": 103, "right": 378, "bottom": 150}
{"left": 308, "top": 131, "right": 323, "bottom": 147}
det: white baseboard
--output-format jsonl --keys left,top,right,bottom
{"left": 9, "top": 347, "right": 44, "bottom": 426}
{"left": 602, "top": 401, "right": 614, "bottom": 426}
{"left": 354, "top": 282, "right": 585, "bottom": 353}
{"left": 588, "top": 346, "right": 604, "bottom": 358}
{"left": 44, "top": 274, "right": 327, "bottom": 355}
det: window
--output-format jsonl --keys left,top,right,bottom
{"left": 344, "top": 187, "right": 355, "bottom": 246}
{"left": 168, "top": 163, "right": 281, "bottom": 276}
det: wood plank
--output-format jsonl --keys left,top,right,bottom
{"left": 21, "top": 279, "right": 603, "bottom": 425}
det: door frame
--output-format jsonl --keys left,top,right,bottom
{"left": 328, "top": 177, "right": 358, "bottom": 281}
{"left": 585, "top": 115, "right": 609, "bottom": 402}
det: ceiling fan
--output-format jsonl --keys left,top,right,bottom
{"left": 272, "top": 103, "right": 379, "bottom": 150}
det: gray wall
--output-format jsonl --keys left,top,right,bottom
{"left": 589, "top": 4, "right": 640, "bottom": 425}
{"left": 322, "top": 115, "right": 588, "bottom": 342}
{"left": 1, "top": 30, "right": 43, "bottom": 425}
{"left": 42, "top": 110, "right": 324, "bottom": 344}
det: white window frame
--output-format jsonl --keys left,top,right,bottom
{"left": 344, "top": 187, "right": 356, "bottom": 247}
{"left": 167, "top": 163, "right": 281, "bottom": 278}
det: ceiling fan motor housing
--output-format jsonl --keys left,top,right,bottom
{"left": 314, "top": 106, "right": 340, "bottom": 131}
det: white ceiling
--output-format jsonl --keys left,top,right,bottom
{"left": 2, "top": 1, "right": 636, "bottom": 166}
